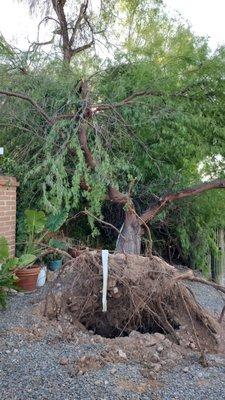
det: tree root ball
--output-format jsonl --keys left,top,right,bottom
{"left": 44, "top": 251, "right": 219, "bottom": 349}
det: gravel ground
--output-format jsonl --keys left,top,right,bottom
{"left": 0, "top": 281, "right": 225, "bottom": 400}
{"left": 186, "top": 280, "right": 225, "bottom": 316}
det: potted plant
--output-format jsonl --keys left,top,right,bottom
{"left": 45, "top": 238, "right": 69, "bottom": 271}
{"left": 13, "top": 254, "right": 39, "bottom": 292}
{"left": 47, "top": 253, "right": 63, "bottom": 271}
{"left": 0, "top": 209, "right": 69, "bottom": 293}
{"left": 0, "top": 236, "right": 37, "bottom": 294}
{"left": 14, "top": 209, "right": 47, "bottom": 291}
{"left": 18, "top": 209, "right": 70, "bottom": 284}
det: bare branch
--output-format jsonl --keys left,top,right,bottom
{"left": 0, "top": 90, "right": 52, "bottom": 124}
{"left": 33, "top": 38, "right": 55, "bottom": 47}
{"left": 65, "top": 209, "right": 126, "bottom": 239}
{"left": 69, "top": 1, "right": 88, "bottom": 47}
{"left": 140, "top": 179, "right": 225, "bottom": 223}
{"left": 84, "top": 209, "right": 126, "bottom": 239}
{"left": 72, "top": 40, "right": 94, "bottom": 55}
{"left": 92, "top": 89, "right": 163, "bottom": 113}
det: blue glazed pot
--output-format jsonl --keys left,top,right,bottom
{"left": 48, "top": 259, "right": 62, "bottom": 271}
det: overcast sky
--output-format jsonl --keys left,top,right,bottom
{"left": 0, "top": 0, "right": 225, "bottom": 50}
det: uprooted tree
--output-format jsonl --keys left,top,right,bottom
{"left": 1, "top": 0, "right": 225, "bottom": 258}
{"left": 1, "top": 0, "right": 225, "bottom": 354}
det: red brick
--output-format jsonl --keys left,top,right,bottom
{"left": 0, "top": 176, "right": 18, "bottom": 256}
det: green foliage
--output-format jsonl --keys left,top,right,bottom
{"left": 48, "top": 238, "right": 68, "bottom": 251}
{"left": 152, "top": 190, "right": 225, "bottom": 274}
{"left": 20, "top": 208, "right": 67, "bottom": 257}
{"left": 25, "top": 210, "right": 46, "bottom": 235}
{"left": 16, "top": 254, "right": 37, "bottom": 268}
{"left": 0, "top": 262, "right": 18, "bottom": 308}
{"left": 0, "top": 234, "right": 37, "bottom": 308}
{"left": 46, "top": 211, "right": 68, "bottom": 232}
{"left": 0, "top": 237, "right": 17, "bottom": 308}
{"left": 1, "top": 0, "right": 225, "bottom": 269}
{"left": 24, "top": 209, "right": 46, "bottom": 254}
{"left": 0, "top": 236, "right": 9, "bottom": 260}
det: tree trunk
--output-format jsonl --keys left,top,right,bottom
{"left": 115, "top": 209, "right": 142, "bottom": 254}
{"left": 211, "top": 229, "right": 225, "bottom": 285}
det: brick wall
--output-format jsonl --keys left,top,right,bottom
{"left": 0, "top": 176, "right": 19, "bottom": 256}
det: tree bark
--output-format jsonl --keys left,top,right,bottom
{"left": 52, "top": 0, "right": 71, "bottom": 62}
{"left": 115, "top": 209, "right": 141, "bottom": 254}
{"left": 140, "top": 179, "right": 225, "bottom": 223}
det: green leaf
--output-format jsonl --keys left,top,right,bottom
{"left": 48, "top": 238, "right": 68, "bottom": 251}
{"left": 6, "top": 258, "right": 19, "bottom": 269}
{"left": 46, "top": 210, "right": 68, "bottom": 232}
{"left": 17, "top": 254, "right": 36, "bottom": 268}
{"left": 25, "top": 210, "right": 46, "bottom": 234}
{"left": 0, "top": 236, "right": 9, "bottom": 261}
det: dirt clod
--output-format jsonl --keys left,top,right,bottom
{"left": 59, "top": 357, "right": 69, "bottom": 365}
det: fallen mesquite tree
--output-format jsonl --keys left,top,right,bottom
{"left": 1, "top": 1, "right": 225, "bottom": 355}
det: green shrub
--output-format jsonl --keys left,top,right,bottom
{"left": 0, "top": 237, "right": 18, "bottom": 308}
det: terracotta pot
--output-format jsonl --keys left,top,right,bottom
{"left": 15, "top": 265, "right": 41, "bottom": 292}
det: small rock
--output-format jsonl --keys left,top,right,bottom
{"left": 110, "top": 368, "right": 117, "bottom": 374}
{"left": 8, "top": 289, "right": 18, "bottom": 294}
{"left": 104, "top": 380, "right": 109, "bottom": 385}
{"left": 156, "top": 345, "right": 164, "bottom": 353}
{"left": 142, "top": 368, "right": 156, "bottom": 379}
{"left": 189, "top": 343, "right": 196, "bottom": 350}
{"left": 164, "top": 339, "right": 172, "bottom": 348}
{"left": 183, "top": 367, "right": 189, "bottom": 373}
{"left": 148, "top": 372, "right": 156, "bottom": 379}
{"left": 118, "top": 349, "right": 127, "bottom": 359}
{"left": 151, "top": 353, "right": 160, "bottom": 363}
{"left": 154, "top": 364, "right": 161, "bottom": 372}
{"left": 77, "top": 370, "right": 83, "bottom": 376}
{"left": 57, "top": 325, "right": 63, "bottom": 333}
{"left": 46, "top": 270, "right": 56, "bottom": 282}
{"left": 154, "top": 333, "right": 165, "bottom": 341}
{"left": 5, "top": 350, "right": 11, "bottom": 354}
{"left": 129, "top": 331, "right": 141, "bottom": 338}
{"left": 59, "top": 356, "right": 69, "bottom": 365}
{"left": 179, "top": 325, "right": 187, "bottom": 331}
{"left": 145, "top": 336, "right": 158, "bottom": 347}
{"left": 13, "top": 349, "right": 19, "bottom": 353}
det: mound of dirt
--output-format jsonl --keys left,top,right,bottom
{"left": 44, "top": 251, "right": 220, "bottom": 353}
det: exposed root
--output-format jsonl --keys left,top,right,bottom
{"left": 44, "top": 251, "right": 220, "bottom": 351}
{"left": 219, "top": 305, "right": 225, "bottom": 324}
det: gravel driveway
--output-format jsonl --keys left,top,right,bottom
{"left": 0, "top": 281, "right": 225, "bottom": 400}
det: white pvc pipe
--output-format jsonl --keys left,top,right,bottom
{"left": 102, "top": 249, "right": 109, "bottom": 312}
